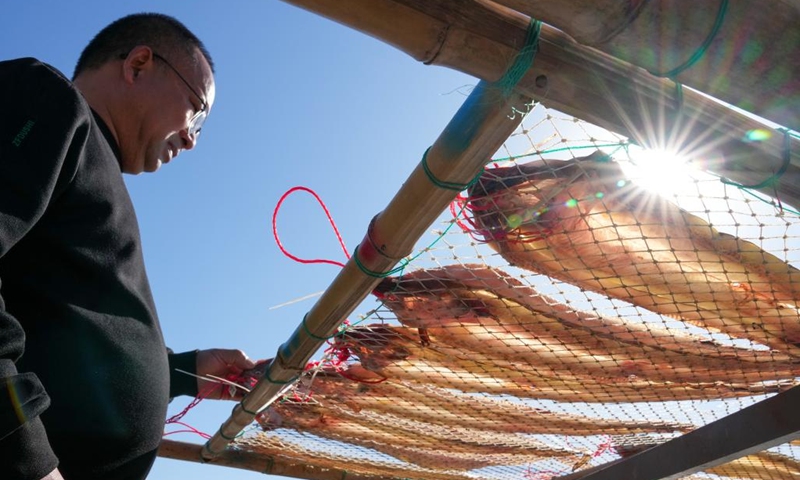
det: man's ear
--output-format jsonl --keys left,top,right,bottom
{"left": 121, "top": 45, "right": 154, "bottom": 84}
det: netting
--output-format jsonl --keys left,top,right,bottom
{"left": 232, "top": 103, "right": 800, "bottom": 479}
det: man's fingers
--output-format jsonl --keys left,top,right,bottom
{"left": 236, "top": 351, "right": 257, "bottom": 370}
{"left": 211, "top": 348, "right": 256, "bottom": 370}
{"left": 228, "top": 350, "right": 256, "bottom": 370}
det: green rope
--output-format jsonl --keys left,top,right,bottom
{"left": 350, "top": 200, "right": 472, "bottom": 324}
{"left": 650, "top": 0, "right": 728, "bottom": 78}
{"left": 238, "top": 368, "right": 297, "bottom": 416}
{"left": 203, "top": 441, "right": 224, "bottom": 456}
{"left": 263, "top": 368, "right": 296, "bottom": 386}
{"left": 301, "top": 312, "right": 332, "bottom": 340}
{"left": 737, "top": 183, "right": 800, "bottom": 216}
{"left": 352, "top": 245, "right": 408, "bottom": 278}
{"left": 497, "top": 18, "right": 542, "bottom": 97}
{"left": 721, "top": 129, "right": 793, "bottom": 189}
{"left": 490, "top": 142, "right": 630, "bottom": 163}
{"left": 412, "top": 18, "right": 541, "bottom": 230}
{"left": 241, "top": 404, "right": 259, "bottom": 415}
{"left": 420, "top": 147, "right": 484, "bottom": 191}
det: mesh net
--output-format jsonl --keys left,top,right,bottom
{"left": 232, "top": 103, "right": 800, "bottom": 479}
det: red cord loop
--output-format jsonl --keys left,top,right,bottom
{"left": 272, "top": 186, "right": 350, "bottom": 267}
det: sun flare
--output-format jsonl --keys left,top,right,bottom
{"left": 618, "top": 147, "right": 698, "bottom": 199}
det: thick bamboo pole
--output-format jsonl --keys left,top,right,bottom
{"left": 160, "top": 440, "right": 398, "bottom": 479}
{"left": 200, "top": 80, "right": 531, "bottom": 459}
{"left": 281, "top": 0, "right": 800, "bottom": 208}
{"left": 489, "top": 0, "right": 800, "bottom": 131}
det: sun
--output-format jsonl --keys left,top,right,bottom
{"left": 617, "top": 146, "right": 699, "bottom": 200}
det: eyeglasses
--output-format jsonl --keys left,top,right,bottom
{"left": 151, "top": 53, "right": 208, "bottom": 137}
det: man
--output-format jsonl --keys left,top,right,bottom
{"left": 0, "top": 13, "right": 255, "bottom": 480}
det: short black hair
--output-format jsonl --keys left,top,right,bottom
{"left": 73, "top": 12, "right": 214, "bottom": 80}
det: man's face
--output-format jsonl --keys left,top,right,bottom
{"left": 121, "top": 47, "right": 216, "bottom": 174}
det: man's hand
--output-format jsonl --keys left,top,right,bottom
{"left": 196, "top": 349, "right": 257, "bottom": 400}
{"left": 40, "top": 468, "right": 64, "bottom": 480}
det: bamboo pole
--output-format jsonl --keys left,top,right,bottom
{"left": 200, "top": 80, "right": 531, "bottom": 459}
{"left": 493, "top": 0, "right": 800, "bottom": 130}
{"left": 160, "top": 440, "right": 399, "bottom": 480}
{"left": 281, "top": 0, "right": 800, "bottom": 208}
{"left": 487, "top": 0, "right": 800, "bottom": 131}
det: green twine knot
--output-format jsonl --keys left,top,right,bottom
{"left": 241, "top": 404, "right": 260, "bottom": 415}
{"left": 650, "top": 0, "right": 728, "bottom": 78}
{"left": 420, "top": 147, "right": 484, "bottom": 191}
{"left": 497, "top": 19, "right": 542, "bottom": 97}
{"left": 301, "top": 312, "right": 333, "bottom": 340}
{"left": 352, "top": 245, "right": 408, "bottom": 278}
{"left": 264, "top": 368, "right": 297, "bottom": 385}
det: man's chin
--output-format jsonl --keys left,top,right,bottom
{"left": 143, "top": 158, "right": 163, "bottom": 173}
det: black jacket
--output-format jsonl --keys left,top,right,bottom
{"left": 0, "top": 58, "right": 197, "bottom": 480}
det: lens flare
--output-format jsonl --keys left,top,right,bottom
{"left": 506, "top": 213, "right": 523, "bottom": 229}
{"left": 7, "top": 378, "right": 28, "bottom": 424}
{"left": 743, "top": 129, "right": 772, "bottom": 143}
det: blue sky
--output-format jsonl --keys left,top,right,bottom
{"left": 2, "top": 1, "right": 474, "bottom": 478}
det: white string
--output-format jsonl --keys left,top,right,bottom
{"left": 268, "top": 290, "right": 324, "bottom": 310}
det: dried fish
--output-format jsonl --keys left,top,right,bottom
{"left": 261, "top": 399, "right": 574, "bottom": 470}
{"left": 302, "top": 367, "right": 690, "bottom": 435}
{"left": 234, "top": 431, "right": 473, "bottom": 480}
{"left": 375, "top": 265, "right": 800, "bottom": 385}
{"left": 340, "top": 325, "right": 788, "bottom": 402}
{"left": 466, "top": 153, "right": 800, "bottom": 354}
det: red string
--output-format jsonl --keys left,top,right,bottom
{"left": 224, "top": 371, "right": 260, "bottom": 393}
{"left": 450, "top": 198, "right": 491, "bottom": 243}
{"left": 304, "top": 339, "right": 388, "bottom": 385}
{"left": 450, "top": 192, "right": 556, "bottom": 245}
{"left": 163, "top": 381, "right": 220, "bottom": 439}
{"left": 165, "top": 381, "right": 219, "bottom": 427}
{"left": 591, "top": 435, "right": 613, "bottom": 458}
{"left": 163, "top": 421, "right": 211, "bottom": 440}
{"left": 272, "top": 186, "right": 350, "bottom": 267}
